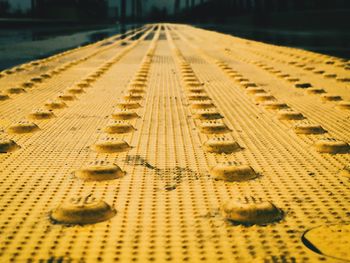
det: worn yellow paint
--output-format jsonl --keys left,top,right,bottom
{"left": 0, "top": 24, "right": 349, "bottom": 262}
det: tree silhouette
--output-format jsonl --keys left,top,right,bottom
{"left": 121, "top": 0, "right": 126, "bottom": 23}
{"left": 174, "top": 0, "right": 181, "bottom": 14}
{"left": 137, "top": 0, "right": 142, "bottom": 20}
{"left": 0, "top": 0, "right": 10, "bottom": 16}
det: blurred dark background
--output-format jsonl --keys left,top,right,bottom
{"left": 0, "top": 0, "right": 349, "bottom": 69}
{"left": 1, "top": 0, "right": 349, "bottom": 26}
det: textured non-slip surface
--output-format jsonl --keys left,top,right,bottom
{"left": 0, "top": 24, "right": 349, "bottom": 263}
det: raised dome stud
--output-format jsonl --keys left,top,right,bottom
{"left": 134, "top": 76, "right": 147, "bottom": 82}
{"left": 314, "top": 138, "right": 350, "bottom": 154}
{"left": 183, "top": 76, "right": 199, "bottom": 82}
{"left": 277, "top": 109, "right": 304, "bottom": 120}
{"left": 324, "top": 73, "right": 337, "bottom": 78}
{"left": 7, "top": 121, "right": 40, "bottom": 134}
{"left": 111, "top": 109, "right": 139, "bottom": 120}
{"left": 295, "top": 82, "right": 312, "bottom": 89}
{"left": 306, "top": 88, "right": 326, "bottom": 95}
{"left": 293, "top": 122, "right": 327, "bottom": 134}
{"left": 321, "top": 94, "right": 342, "bottom": 102}
{"left": 262, "top": 102, "right": 289, "bottom": 110}
{"left": 336, "top": 77, "right": 350, "bottom": 83}
{"left": 336, "top": 101, "right": 350, "bottom": 110}
{"left": 185, "top": 81, "right": 203, "bottom": 88}
{"left": 84, "top": 77, "right": 96, "bottom": 83}
{"left": 130, "top": 80, "right": 146, "bottom": 88}
{"left": 116, "top": 101, "right": 141, "bottom": 109}
{"left": 44, "top": 100, "right": 67, "bottom": 110}
{"left": 181, "top": 69, "right": 193, "bottom": 74}
{"left": 182, "top": 72, "right": 196, "bottom": 78}
{"left": 246, "top": 87, "right": 266, "bottom": 95}
{"left": 254, "top": 94, "right": 276, "bottom": 103}
{"left": 50, "top": 195, "right": 116, "bottom": 225}
{"left": 123, "top": 93, "right": 143, "bottom": 101}
{"left": 199, "top": 121, "right": 231, "bottom": 134}
{"left": 241, "top": 82, "right": 257, "bottom": 88}
{"left": 190, "top": 100, "right": 215, "bottom": 110}
{"left": 30, "top": 77, "right": 43, "bottom": 83}
{"left": 186, "top": 87, "right": 206, "bottom": 93}
{"left": 57, "top": 93, "right": 77, "bottom": 101}
{"left": 0, "top": 138, "right": 20, "bottom": 153}
{"left": 104, "top": 121, "right": 136, "bottom": 134}
{"left": 236, "top": 77, "right": 249, "bottom": 83}
{"left": 92, "top": 138, "right": 131, "bottom": 153}
{"left": 28, "top": 109, "right": 55, "bottom": 120}
{"left": 228, "top": 72, "right": 242, "bottom": 78}
{"left": 75, "top": 162, "right": 125, "bottom": 181}
{"left": 277, "top": 73, "right": 290, "bottom": 78}
{"left": 127, "top": 87, "right": 145, "bottom": 94}
{"left": 66, "top": 87, "right": 85, "bottom": 94}
{"left": 187, "top": 93, "right": 210, "bottom": 101}
{"left": 136, "top": 72, "right": 148, "bottom": 78}
{"left": 203, "top": 137, "right": 241, "bottom": 154}
{"left": 193, "top": 109, "right": 223, "bottom": 120}
{"left": 0, "top": 92, "right": 10, "bottom": 101}
{"left": 221, "top": 198, "right": 283, "bottom": 225}
{"left": 6, "top": 87, "right": 26, "bottom": 94}
{"left": 302, "top": 223, "right": 350, "bottom": 261}
{"left": 211, "top": 162, "right": 258, "bottom": 182}
{"left": 76, "top": 81, "right": 90, "bottom": 88}
{"left": 287, "top": 77, "right": 300, "bottom": 83}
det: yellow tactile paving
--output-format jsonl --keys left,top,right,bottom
{"left": 0, "top": 24, "right": 349, "bottom": 263}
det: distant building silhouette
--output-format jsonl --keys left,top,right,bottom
{"left": 115, "top": 0, "right": 208, "bottom": 22}
{"left": 0, "top": 0, "right": 349, "bottom": 25}
{"left": 0, "top": 0, "right": 31, "bottom": 16}
{"left": 181, "top": 0, "right": 350, "bottom": 25}
{"left": 0, "top": 0, "right": 118, "bottom": 21}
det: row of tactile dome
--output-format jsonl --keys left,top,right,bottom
{"left": 166, "top": 26, "right": 284, "bottom": 226}
{"left": 0, "top": 27, "right": 155, "bottom": 155}
{"left": 49, "top": 26, "right": 161, "bottom": 225}
{"left": 0, "top": 27, "right": 149, "bottom": 102}
{"left": 175, "top": 27, "right": 350, "bottom": 157}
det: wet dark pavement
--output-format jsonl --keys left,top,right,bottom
{"left": 197, "top": 24, "right": 350, "bottom": 59}
{"left": 0, "top": 23, "right": 348, "bottom": 71}
{"left": 0, "top": 23, "right": 141, "bottom": 70}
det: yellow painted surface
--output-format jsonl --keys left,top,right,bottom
{"left": 0, "top": 24, "right": 349, "bottom": 262}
